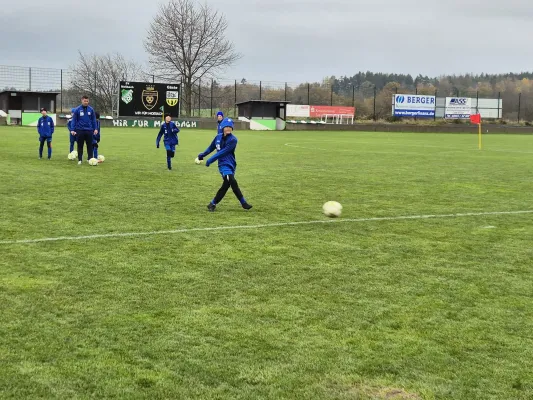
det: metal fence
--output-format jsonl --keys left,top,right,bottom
{"left": 2, "top": 64, "right": 533, "bottom": 122}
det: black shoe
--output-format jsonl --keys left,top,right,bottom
{"left": 207, "top": 203, "right": 216, "bottom": 212}
{"left": 242, "top": 203, "right": 253, "bottom": 210}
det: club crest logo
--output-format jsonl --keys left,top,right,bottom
{"left": 166, "top": 91, "right": 179, "bottom": 107}
{"left": 121, "top": 89, "right": 133, "bottom": 104}
{"left": 142, "top": 85, "right": 158, "bottom": 110}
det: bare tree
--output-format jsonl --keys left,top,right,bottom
{"left": 144, "top": 0, "right": 241, "bottom": 116}
{"left": 70, "top": 52, "right": 144, "bottom": 114}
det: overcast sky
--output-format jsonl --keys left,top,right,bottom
{"left": 2, "top": 0, "right": 533, "bottom": 83}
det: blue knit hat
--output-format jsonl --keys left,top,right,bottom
{"left": 220, "top": 117, "right": 234, "bottom": 130}
{"left": 216, "top": 111, "right": 224, "bottom": 117}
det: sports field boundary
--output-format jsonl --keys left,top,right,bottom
{"left": 0, "top": 210, "right": 531, "bottom": 245}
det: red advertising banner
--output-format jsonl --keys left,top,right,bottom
{"left": 309, "top": 105, "right": 355, "bottom": 117}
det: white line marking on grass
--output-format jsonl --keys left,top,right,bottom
{"left": 0, "top": 210, "right": 532, "bottom": 245}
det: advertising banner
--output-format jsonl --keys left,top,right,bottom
{"left": 393, "top": 94, "right": 435, "bottom": 118}
{"left": 445, "top": 97, "right": 471, "bottom": 119}
{"left": 309, "top": 105, "right": 355, "bottom": 117}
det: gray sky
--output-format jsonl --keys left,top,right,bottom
{"left": 2, "top": 0, "right": 533, "bottom": 83}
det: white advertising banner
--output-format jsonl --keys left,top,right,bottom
{"left": 287, "top": 104, "right": 310, "bottom": 118}
{"left": 445, "top": 97, "right": 471, "bottom": 119}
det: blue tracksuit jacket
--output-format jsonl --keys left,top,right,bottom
{"left": 71, "top": 105, "right": 97, "bottom": 132}
{"left": 37, "top": 116, "right": 55, "bottom": 139}
{"left": 67, "top": 119, "right": 76, "bottom": 143}
{"left": 201, "top": 133, "right": 238, "bottom": 175}
{"left": 93, "top": 120, "right": 101, "bottom": 144}
{"left": 156, "top": 122, "right": 180, "bottom": 147}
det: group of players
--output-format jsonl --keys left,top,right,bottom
{"left": 37, "top": 95, "right": 251, "bottom": 212}
{"left": 36, "top": 96, "right": 101, "bottom": 163}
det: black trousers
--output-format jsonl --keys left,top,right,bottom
{"left": 76, "top": 130, "right": 94, "bottom": 161}
{"left": 214, "top": 174, "right": 244, "bottom": 204}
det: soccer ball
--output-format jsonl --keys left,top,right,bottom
{"left": 195, "top": 157, "right": 202, "bottom": 165}
{"left": 97, "top": 155, "right": 105, "bottom": 163}
{"left": 88, "top": 158, "right": 98, "bottom": 166}
{"left": 72, "top": 151, "right": 78, "bottom": 158}
{"left": 323, "top": 201, "right": 342, "bottom": 218}
{"left": 67, "top": 152, "right": 75, "bottom": 160}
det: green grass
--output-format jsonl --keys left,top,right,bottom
{"left": 1, "top": 126, "right": 533, "bottom": 399}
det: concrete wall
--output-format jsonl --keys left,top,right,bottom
{"left": 285, "top": 123, "right": 533, "bottom": 134}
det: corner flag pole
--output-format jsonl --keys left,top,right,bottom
{"left": 471, "top": 113, "right": 482, "bottom": 150}
{"left": 478, "top": 122, "right": 482, "bottom": 150}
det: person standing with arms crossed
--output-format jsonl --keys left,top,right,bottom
{"left": 70, "top": 95, "right": 97, "bottom": 165}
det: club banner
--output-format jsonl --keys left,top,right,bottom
{"left": 119, "top": 81, "right": 181, "bottom": 118}
{"left": 393, "top": 94, "right": 435, "bottom": 118}
{"left": 110, "top": 119, "right": 198, "bottom": 128}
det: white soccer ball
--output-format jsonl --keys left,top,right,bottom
{"left": 72, "top": 151, "right": 78, "bottom": 158}
{"left": 195, "top": 157, "right": 202, "bottom": 165}
{"left": 88, "top": 158, "right": 98, "bottom": 166}
{"left": 97, "top": 155, "right": 105, "bottom": 162}
{"left": 67, "top": 152, "right": 75, "bottom": 160}
{"left": 323, "top": 201, "right": 343, "bottom": 218}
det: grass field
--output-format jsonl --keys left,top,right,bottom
{"left": 1, "top": 126, "right": 532, "bottom": 399}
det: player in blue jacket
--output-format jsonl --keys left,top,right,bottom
{"left": 93, "top": 112, "right": 101, "bottom": 159}
{"left": 197, "top": 117, "right": 252, "bottom": 211}
{"left": 37, "top": 108, "right": 55, "bottom": 159}
{"left": 216, "top": 111, "right": 224, "bottom": 135}
{"left": 156, "top": 114, "right": 180, "bottom": 170}
{"left": 67, "top": 108, "right": 76, "bottom": 153}
{"left": 71, "top": 95, "right": 98, "bottom": 164}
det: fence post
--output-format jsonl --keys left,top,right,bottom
{"left": 373, "top": 86, "right": 377, "bottom": 121}
{"left": 179, "top": 76, "right": 183, "bottom": 117}
{"left": 94, "top": 71, "right": 97, "bottom": 111}
{"left": 198, "top": 79, "right": 201, "bottom": 117}
{"left": 259, "top": 81, "right": 262, "bottom": 100}
{"left": 234, "top": 80, "right": 237, "bottom": 118}
{"left": 210, "top": 79, "right": 214, "bottom": 118}
{"left": 307, "top": 83, "right": 310, "bottom": 105}
{"left": 518, "top": 92, "right": 522, "bottom": 123}
{"left": 434, "top": 90, "right": 437, "bottom": 121}
{"left": 60, "top": 69, "right": 63, "bottom": 112}
{"left": 498, "top": 92, "right": 503, "bottom": 119}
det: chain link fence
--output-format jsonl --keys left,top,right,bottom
{"left": 2, "top": 64, "right": 533, "bottom": 121}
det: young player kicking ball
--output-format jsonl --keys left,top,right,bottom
{"left": 197, "top": 117, "right": 252, "bottom": 212}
